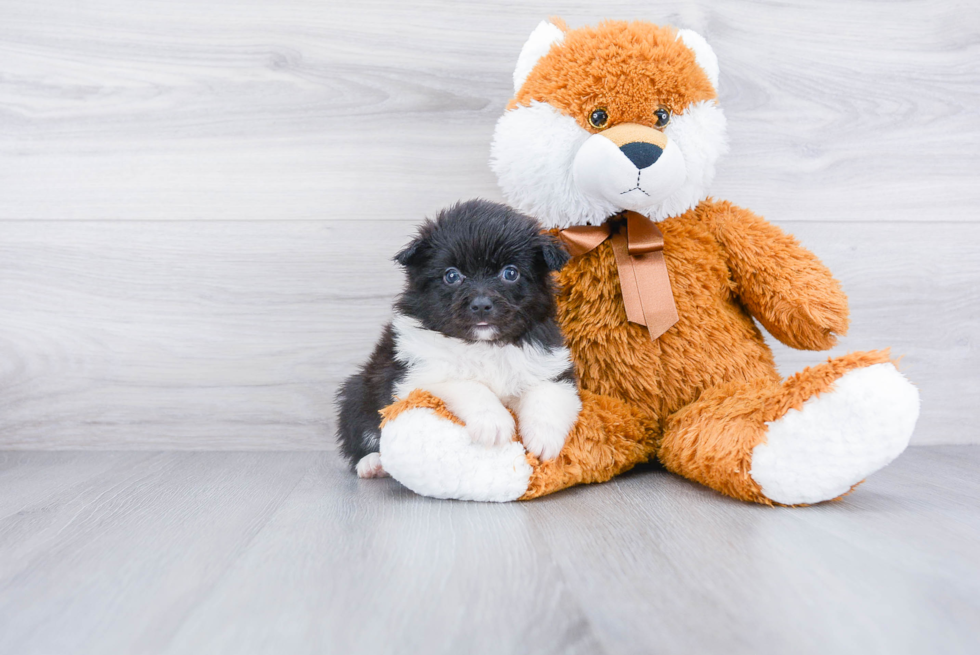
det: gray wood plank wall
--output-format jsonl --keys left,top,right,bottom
{"left": 1, "top": 0, "right": 977, "bottom": 447}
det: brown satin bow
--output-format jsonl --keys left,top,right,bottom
{"left": 559, "top": 211, "right": 679, "bottom": 340}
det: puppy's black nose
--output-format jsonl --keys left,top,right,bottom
{"left": 620, "top": 141, "right": 663, "bottom": 169}
{"left": 469, "top": 296, "right": 494, "bottom": 317}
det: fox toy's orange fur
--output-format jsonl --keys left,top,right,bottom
{"left": 518, "top": 200, "right": 895, "bottom": 503}
{"left": 379, "top": 19, "right": 919, "bottom": 504}
{"left": 511, "top": 20, "right": 716, "bottom": 128}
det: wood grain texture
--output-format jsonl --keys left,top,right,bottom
{"left": 0, "top": 0, "right": 976, "bottom": 448}
{"left": 0, "top": 452, "right": 313, "bottom": 655}
{"left": 0, "top": 447, "right": 977, "bottom": 654}
{"left": 163, "top": 454, "right": 602, "bottom": 655}
{"left": 0, "top": 221, "right": 413, "bottom": 449}
{"left": 0, "top": 0, "right": 977, "bottom": 222}
{"left": 524, "top": 446, "right": 980, "bottom": 655}
{"left": 1, "top": 219, "right": 976, "bottom": 448}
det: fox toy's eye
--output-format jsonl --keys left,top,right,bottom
{"left": 654, "top": 106, "right": 671, "bottom": 128}
{"left": 588, "top": 107, "right": 609, "bottom": 129}
{"left": 443, "top": 267, "right": 464, "bottom": 286}
{"left": 500, "top": 265, "right": 520, "bottom": 283}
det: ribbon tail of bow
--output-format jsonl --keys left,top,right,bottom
{"left": 610, "top": 218, "right": 679, "bottom": 341}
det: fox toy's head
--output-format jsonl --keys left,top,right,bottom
{"left": 490, "top": 19, "right": 728, "bottom": 229}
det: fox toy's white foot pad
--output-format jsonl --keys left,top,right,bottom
{"left": 380, "top": 408, "right": 532, "bottom": 502}
{"left": 751, "top": 363, "right": 920, "bottom": 505}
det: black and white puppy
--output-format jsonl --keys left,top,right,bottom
{"left": 336, "top": 199, "right": 581, "bottom": 478}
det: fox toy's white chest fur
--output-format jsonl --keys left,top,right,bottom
{"left": 391, "top": 314, "right": 571, "bottom": 402}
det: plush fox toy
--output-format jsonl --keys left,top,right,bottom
{"left": 377, "top": 19, "right": 920, "bottom": 504}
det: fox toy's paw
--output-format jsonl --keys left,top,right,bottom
{"left": 750, "top": 363, "right": 919, "bottom": 505}
{"left": 379, "top": 391, "right": 532, "bottom": 502}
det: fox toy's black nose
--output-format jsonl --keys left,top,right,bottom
{"left": 620, "top": 141, "right": 663, "bottom": 169}
{"left": 469, "top": 296, "right": 494, "bottom": 317}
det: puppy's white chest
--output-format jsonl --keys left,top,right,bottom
{"left": 391, "top": 315, "right": 569, "bottom": 398}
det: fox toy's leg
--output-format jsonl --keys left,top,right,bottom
{"left": 378, "top": 390, "right": 656, "bottom": 502}
{"left": 521, "top": 390, "right": 657, "bottom": 499}
{"left": 658, "top": 350, "right": 919, "bottom": 505}
{"left": 378, "top": 351, "right": 917, "bottom": 504}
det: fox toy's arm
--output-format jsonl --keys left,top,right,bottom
{"left": 711, "top": 202, "right": 849, "bottom": 351}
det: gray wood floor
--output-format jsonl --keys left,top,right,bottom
{"left": 1, "top": 446, "right": 977, "bottom": 655}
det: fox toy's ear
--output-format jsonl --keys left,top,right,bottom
{"left": 394, "top": 221, "right": 435, "bottom": 268}
{"left": 541, "top": 234, "right": 571, "bottom": 272}
{"left": 676, "top": 29, "right": 720, "bottom": 89}
{"left": 513, "top": 20, "right": 565, "bottom": 93}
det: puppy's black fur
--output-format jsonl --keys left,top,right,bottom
{"left": 335, "top": 199, "right": 571, "bottom": 471}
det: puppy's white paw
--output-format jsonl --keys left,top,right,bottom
{"left": 515, "top": 380, "right": 581, "bottom": 461}
{"left": 462, "top": 404, "right": 516, "bottom": 448}
{"left": 519, "top": 420, "right": 569, "bottom": 461}
{"left": 355, "top": 452, "right": 389, "bottom": 479}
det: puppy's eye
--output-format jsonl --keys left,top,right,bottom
{"left": 588, "top": 107, "right": 609, "bottom": 129}
{"left": 654, "top": 106, "right": 671, "bottom": 128}
{"left": 443, "top": 267, "right": 463, "bottom": 286}
{"left": 500, "top": 265, "right": 520, "bottom": 283}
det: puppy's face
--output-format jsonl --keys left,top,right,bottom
{"left": 395, "top": 200, "right": 568, "bottom": 344}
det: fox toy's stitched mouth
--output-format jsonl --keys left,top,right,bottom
{"left": 620, "top": 171, "right": 651, "bottom": 197}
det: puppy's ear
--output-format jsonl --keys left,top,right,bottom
{"left": 394, "top": 221, "right": 434, "bottom": 268}
{"left": 540, "top": 233, "right": 570, "bottom": 272}
{"left": 393, "top": 238, "right": 424, "bottom": 267}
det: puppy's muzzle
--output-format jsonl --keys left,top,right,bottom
{"left": 469, "top": 295, "right": 494, "bottom": 320}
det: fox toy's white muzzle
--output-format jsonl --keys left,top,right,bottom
{"left": 572, "top": 123, "right": 687, "bottom": 213}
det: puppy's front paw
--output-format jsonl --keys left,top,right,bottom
{"left": 515, "top": 381, "right": 581, "bottom": 461}
{"left": 463, "top": 404, "right": 516, "bottom": 448}
{"left": 519, "top": 420, "right": 570, "bottom": 462}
